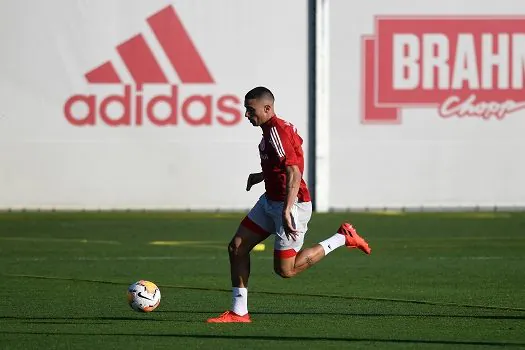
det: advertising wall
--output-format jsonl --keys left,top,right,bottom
{"left": 327, "top": 0, "right": 525, "bottom": 210}
{"left": 0, "top": 0, "right": 309, "bottom": 209}
{"left": 2, "top": 0, "right": 524, "bottom": 211}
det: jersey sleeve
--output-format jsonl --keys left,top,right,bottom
{"left": 269, "top": 126, "right": 299, "bottom": 166}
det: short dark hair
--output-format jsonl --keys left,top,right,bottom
{"left": 245, "top": 86, "right": 275, "bottom": 102}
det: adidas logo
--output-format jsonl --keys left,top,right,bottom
{"left": 64, "top": 5, "right": 242, "bottom": 127}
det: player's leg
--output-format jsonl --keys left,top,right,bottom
{"left": 274, "top": 243, "right": 325, "bottom": 278}
{"left": 273, "top": 203, "right": 371, "bottom": 278}
{"left": 273, "top": 201, "right": 320, "bottom": 278}
{"left": 207, "top": 195, "right": 273, "bottom": 323}
{"left": 228, "top": 218, "right": 269, "bottom": 289}
{"left": 323, "top": 222, "right": 372, "bottom": 255}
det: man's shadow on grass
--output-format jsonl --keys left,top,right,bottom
{"left": 0, "top": 329, "right": 523, "bottom": 348}
{"left": 3, "top": 311, "right": 524, "bottom": 321}
{"left": 156, "top": 310, "right": 525, "bottom": 320}
{"left": 0, "top": 315, "right": 196, "bottom": 324}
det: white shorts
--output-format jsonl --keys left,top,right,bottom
{"left": 241, "top": 194, "right": 312, "bottom": 258}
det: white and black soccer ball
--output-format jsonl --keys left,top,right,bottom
{"left": 127, "top": 280, "right": 161, "bottom": 312}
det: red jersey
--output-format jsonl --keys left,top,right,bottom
{"left": 259, "top": 116, "right": 311, "bottom": 202}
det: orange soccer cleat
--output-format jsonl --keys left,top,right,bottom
{"left": 337, "top": 222, "right": 372, "bottom": 255}
{"left": 206, "top": 310, "right": 252, "bottom": 323}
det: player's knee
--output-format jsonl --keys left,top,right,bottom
{"left": 228, "top": 240, "right": 238, "bottom": 256}
{"left": 228, "top": 238, "right": 246, "bottom": 258}
{"left": 274, "top": 266, "right": 296, "bottom": 279}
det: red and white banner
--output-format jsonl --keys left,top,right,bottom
{"left": 363, "top": 16, "right": 525, "bottom": 123}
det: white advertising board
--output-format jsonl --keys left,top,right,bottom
{"left": 327, "top": 0, "right": 525, "bottom": 210}
{"left": 0, "top": 0, "right": 308, "bottom": 210}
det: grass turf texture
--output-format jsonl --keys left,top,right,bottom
{"left": 0, "top": 211, "right": 524, "bottom": 349}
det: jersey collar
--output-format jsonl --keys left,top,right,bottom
{"left": 261, "top": 115, "right": 277, "bottom": 130}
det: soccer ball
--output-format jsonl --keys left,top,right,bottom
{"left": 127, "top": 280, "right": 161, "bottom": 312}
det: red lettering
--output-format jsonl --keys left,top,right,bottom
{"left": 64, "top": 94, "right": 96, "bottom": 126}
{"left": 135, "top": 86, "right": 143, "bottom": 126}
{"left": 64, "top": 85, "right": 242, "bottom": 127}
{"left": 182, "top": 95, "right": 212, "bottom": 125}
{"left": 147, "top": 85, "right": 178, "bottom": 126}
{"left": 217, "top": 95, "right": 241, "bottom": 126}
{"left": 99, "top": 85, "right": 131, "bottom": 126}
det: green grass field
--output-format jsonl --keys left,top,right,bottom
{"left": 1, "top": 211, "right": 524, "bottom": 349}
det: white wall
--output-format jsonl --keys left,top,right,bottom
{"left": 0, "top": 0, "right": 309, "bottom": 210}
{"left": 327, "top": 0, "right": 525, "bottom": 210}
{"left": 3, "top": 0, "right": 524, "bottom": 211}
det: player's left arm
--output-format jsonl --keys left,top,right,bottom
{"left": 269, "top": 125, "right": 301, "bottom": 239}
{"left": 283, "top": 164, "right": 301, "bottom": 239}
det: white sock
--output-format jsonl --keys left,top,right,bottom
{"left": 231, "top": 287, "right": 248, "bottom": 316}
{"left": 319, "top": 233, "right": 346, "bottom": 255}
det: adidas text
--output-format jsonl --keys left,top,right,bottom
{"left": 64, "top": 85, "right": 241, "bottom": 127}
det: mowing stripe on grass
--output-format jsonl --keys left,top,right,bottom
{"left": 149, "top": 241, "right": 224, "bottom": 249}
{"left": 360, "top": 211, "right": 513, "bottom": 219}
{"left": 428, "top": 256, "right": 505, "bottom": 260}
{"left": 0, "top": 237, "right": 222, "bottom": 248}
{"left": 10, "top": 256, "right": 236, "bottom": 262}
{"left": 1, "top": 331, "right": 524, "bottom": 347}
{"left": 149, "top": 241, "right": 221, "bottom": 245}
{"left": 381, "top": 236, "right": 525, "bottom": 241}
{"left": 0, "top": 237, "right": 120, "bottom": 244}
{"left": 7, "top": 256, "right": 516, "bottom": 262}
{"left": 4, "top": 273, "right": 525, "bottom": 313}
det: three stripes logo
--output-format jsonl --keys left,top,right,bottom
{"left": 64, "top": 5, "right": 241, "bottom": 127}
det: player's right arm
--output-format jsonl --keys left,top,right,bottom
{"left": 246, "top": 172, "right": 264, "bottom": 191}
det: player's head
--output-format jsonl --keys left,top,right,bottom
{"left": 244, "top": 86, "right": 275, "bottom": 127}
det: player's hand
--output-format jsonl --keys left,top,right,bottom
{"left": 282, "top": 211, "right": 298, "bottom": 241}
{"left": 246, "top": 173, "right": 263, "bottom": 191}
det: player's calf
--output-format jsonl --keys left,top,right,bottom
{"left": 274, "top": 244, "right": 327, "bottom": 279}
{"left": 273, "top": 265, "right": 297, "bottom": 278}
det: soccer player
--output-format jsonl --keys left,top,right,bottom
{"left": 206, "top": 87, "right": 371, "bottom": 323}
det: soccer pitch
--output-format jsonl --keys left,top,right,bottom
{"left": 1, "top": 211, "right": 524, "bottom": 349}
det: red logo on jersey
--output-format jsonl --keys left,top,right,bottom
{"left": 64, "top": 5, "right": 241, "bottom": 127}
{"left": 362, "top": 16, "right": 525, "bottom": 124}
